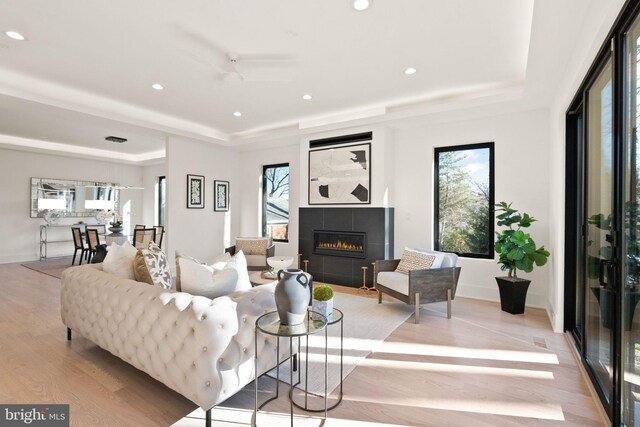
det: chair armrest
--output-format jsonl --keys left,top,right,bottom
{"left": 225, "top": 245, "right": 236, "bottom": 256}
{"left": 376, "top": 259, "right": 401, "bottom": 272}
{"left": 266, "top": 244, "right": 275, "bottom": 258}
{"left": 408, "top": 267, "right": 461, "bottom": 298}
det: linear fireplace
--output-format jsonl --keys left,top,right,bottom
{"left": 299, "top": 207, "right": 394, "bottom": 288}
{"left": 313, "top": 230, "right": 366, "bottom": 258}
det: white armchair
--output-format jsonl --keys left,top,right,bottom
{"left": 376, "top": 249, "right": 461, "bottom": 323}
{"left": 225, "top": 237, "right": 275, "bottom": 271}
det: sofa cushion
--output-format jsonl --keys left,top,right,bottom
{"left": 133, "top": 241, "right": 172, "bottom": 289}
{"left": 245, "top": 254, "right": 266, "bottom": 267}
{"left": 378, "top": 271, "right": 409, "bottom": 295}
{"left": 176, "top": 252, "right": 242, "bottom": 298}
{"left": 415, "top": 247, "right": 458, "bottom": 268}
{"left": 102, "top": 242, "right": 137, "bottom": 280}
{"left": 396, "top": 248, "right": 444, "bottom": 274}
{"left": 236, "top": 237, "right": 271, "bottom": 255}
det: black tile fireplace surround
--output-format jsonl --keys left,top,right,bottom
{"left": 299, "top": 207, "right": 394, "bottom": 288}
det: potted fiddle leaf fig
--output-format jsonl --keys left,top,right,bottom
{"left": 312, "top": 285, "right": 334, "bottom": 321}
{"left": 494, "top": 202, "right": 550, "bottom": 314}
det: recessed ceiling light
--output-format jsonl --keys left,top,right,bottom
{"left": 302, "top": 94, "right": 312, "bottom": 100}
{"left": 151, "top": 83, "right": 164, "bottom": 90}
{"left": 233, "top": 111, "right": 242, "bottom": 117}
{"left": 353, "top": 0, "right": 371, "bottom": 11}
{"left": 5, "top": 31, "right": 25, "bottom": 41}
{"left": 404, "top": 67, "right": 417, "bottom": 75}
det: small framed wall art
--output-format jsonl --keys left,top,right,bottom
{"left": 214, "top": 180, "right": 230, "bottom": 211}
{"left": 187, "top": 174, "right": 205, "bottom": 209}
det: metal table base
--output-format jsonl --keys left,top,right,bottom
{"left": 290, "top": 308, "right": 343, "bottom": 412}
{"left": 254, "top": 311, "right": 328, "bottom": 427}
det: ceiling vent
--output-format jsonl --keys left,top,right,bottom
{"left": 105, "top": 136, "right": 127, "bottom": 143}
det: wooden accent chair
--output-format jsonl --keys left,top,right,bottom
{"left": 375, "top": 251, "right": 461, "bottom": 324}
{"left": 71, "top": 227, "right": 87, "bottom": 265}
{"left": 133, "top": 228, "right": 156, "bottom": 249}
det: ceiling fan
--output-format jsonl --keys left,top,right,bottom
{"left": 180, "top": 28, "right": 297, "bottom": 83}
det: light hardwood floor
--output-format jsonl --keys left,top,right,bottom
{"left": 0, "top": 262, "right": 606, "bottom": 426}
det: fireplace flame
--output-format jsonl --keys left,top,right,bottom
{"left": 317, "top": 240, "right": 364, "bottom": 252}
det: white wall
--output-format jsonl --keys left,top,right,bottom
{"left": 238, "top": 144, "right": 300, "bottom": 257}
{"left": 141, "top": 162, "right": 166, "bottom": 227}
{"left": 299, "top": 125, "right": 395, "bottom": 207}
{"left": 393, "top": 109, "right": 551, "bottom": 309}
{"left": 165, "top": 137, "right": 240, "bottom": 267}
{"left": 0, "top": 147, "right": 144, "bottom": 262}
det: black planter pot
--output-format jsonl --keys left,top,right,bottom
{"left": 495, "top": 277, "right": 531, "bottom": 314}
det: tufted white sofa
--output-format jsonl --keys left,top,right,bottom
{"left": 61, "top": 264, "right": 290, "bottom": 421}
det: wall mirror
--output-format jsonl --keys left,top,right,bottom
{"left": 30, "top": 177, "right": 120, "bottom": 218}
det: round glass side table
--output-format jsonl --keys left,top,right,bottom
{"left": 290, "top": 308, "right": 344, "bottom": 412}
{"left": 254, "top": 310, "right": 327, "bottom": 427}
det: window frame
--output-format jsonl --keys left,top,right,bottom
{"left": 433, "top": 141, "right": 495, "bottom": 259}
{"left": 158, "top": 176, "right": 166, "bottom": 226}
{"left": 262, "top": 163, "right": 290, "bottom": 243}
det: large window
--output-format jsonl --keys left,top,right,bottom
{"left": 434, "top": 142, "right": 494, "bottom": 258}
{"left": 262, "top": 163, "right": 289, "bottom": 242}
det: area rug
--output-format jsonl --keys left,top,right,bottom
{"left": 267, "top": 290, "right": 414, "bottom": 395}
{"left": 21, "top": 257, "right": 75, "bottom": 279}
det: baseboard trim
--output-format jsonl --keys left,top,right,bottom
{"left": 457, "top": 283, "right": 547, "bottom": 309}
{"left": 564, "top": 333, "right": 610, "bottom": 427}
{"left": 0, "top": 254, "right": 40, "bottom": 264}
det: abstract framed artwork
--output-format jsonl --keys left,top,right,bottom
{"left": 308, "top": 142, "right": 371, "bottom": 205}
{"left": 186, "top": 174, "right": 205, "bottom": 209}
{"left": 214, "top": 180, "right": 230, "bottom": 212}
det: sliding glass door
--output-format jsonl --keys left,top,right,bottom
{"left": 584, "top": 57, "right": 616, "bottom": 411}
{"left": 622, "top": 15, "right": 640, "bottom": 425}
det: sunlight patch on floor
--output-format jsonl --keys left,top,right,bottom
{"left": 342, "top": 395, "right": 565, "bottom": 421}
{"left": 356, "top": 357, "right": 555, "bottom": 379}
{"left": 297, "top": 352, "right": 554, "bottom": 379}
{"left": 173, "top": 406, "right": 414, "bottom": 427}
{"left": 376, "top": 341, "right": 560, "bottom": 364}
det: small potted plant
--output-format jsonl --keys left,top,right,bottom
{"left": 494, "top": 202, "right": 550, "bottom": 314}
{"left": 312, "top": 285, "right": 334, "bottom": 321}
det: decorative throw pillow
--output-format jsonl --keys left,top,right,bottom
{"left": 175, "top": 252, "right": 239, "bottom": 298}
{"left": 133, "top": 241, "right": 172, "bottom": 289}
{"left": 412, "top": 247, "right": 447, "bottom": 269}
{"left": 395, "top": 248, "right": 441, "bottom": 275}
{"left": 102, "top": 242, "right": 137, "bottom": 280}
{"left": 225, "top": 250, "right": 252, "bottom": 291}
{"left": 235, "top": 238, "right": 270, "bottom": 255}
{"left": 208, "top": 251, "right": 232, "bottom": 271}
{"left": 175, "top": 250, "right": 251, "bottom": 298}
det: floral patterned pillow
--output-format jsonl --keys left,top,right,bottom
{"left": 134, "top": 241, "right": 172, "bottom": 289}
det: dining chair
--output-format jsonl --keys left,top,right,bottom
{"left": 133, "top": 228, "right": 156, "bottom": 249}
{"left": 85, "top": 229, "right": 102, "bottom": 263}
{"left": 71, "top": 227, "right": 87, "bottom": 266}
{"left": 86, "top": 224, "right": 106, "bottom": 235}
{"left": 135, "top": 224, "right": 145, "bottom": 230}
{"left": 153, "top": 225, "right": 164, "bottom": 248}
